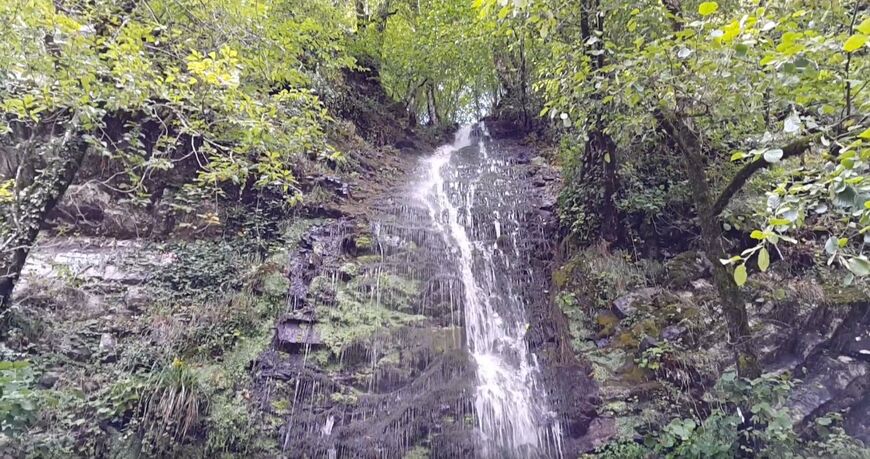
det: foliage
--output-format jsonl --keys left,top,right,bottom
{"left": 139, "top": 358, "right": 209, "bottom": 453}
{"left": 590, "top": 372, "right": 869, "bottom": 458}
{"left": 360, "top": 0, "right": 502, "bottom": 124}
{"left": 0, "top": 0, "right": 361, "bottom": 310}
{"left": 0, "top": 360, "right": 37, "bottom": 434}
{"left": 0, "top": 0, "right": 348, "bottom": 200}
{"left": 157, "top": 240, "right": 245, "bottom": 295}
{"left": 484, "top": 0, "right": 869, "bottom": 285}
{"left": 205, "top": 393, "right": 256, "bottom": 457}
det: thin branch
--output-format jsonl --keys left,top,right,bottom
{"left": 711, "top": 135, "right": 816, "bottom": 217}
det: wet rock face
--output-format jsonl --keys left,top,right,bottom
{"left": 260, "top": 193, "right": 479, "bottom": 457}
{"left": 493, "top": 140, "right": 599, "bottom": 454}
{"left": 49, "top": 183, "right": 156, "bottom": 238}
{"left": 260, "top": 130, "right": 598, "bottom": 458}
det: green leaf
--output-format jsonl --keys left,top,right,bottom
{"left": 731, "top": 151, "right": 747, "bottom": 161}
{"left": 858, "top": 127, "right": 870, "bottom": 140}
{"left": 843, "top": 34, "right": 868, "bottom": 53}
{"left": 758, "top": 248, "right": 770, "bottom": 272}
{"left": 750, "top": 230, "right": 765, "bottom": 240}
{"left": 858, "top": 18, "right": 870, "bottom": 35}
{"left": 846, "top": 257, "right": 870, "bottom": 276}
{"left": 734, "top": 264, "right": 748, "bottom": 286}
{"left": 770, "top": 218, "right": 791, "bottom": 226}
{"left": 698, "top": 2, "right": 719, "bottom": 16}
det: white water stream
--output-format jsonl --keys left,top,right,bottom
{"left": 418, "top": 125, "right": 563, "bottom": 458}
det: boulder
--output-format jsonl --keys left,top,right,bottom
{"left": 664, "top": 251, "right": 708, "bottom": 289}
{"left": 612, "top": 287, "right": 660, "bottom": 319}
{"left": 51, "top": 183, "right": 152, "bottom": 238}
{"left": 37, "top": 371, "right": 60, "bottom": 389}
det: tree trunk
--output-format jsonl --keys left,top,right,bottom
{"left": 427, "top": 83, "right": 440, "bottom": 126}
{"left": 657, "top": 110, "right": 761, "bottom": 379}
{"left": 518, "top": 34, "right": 530, "bottom": 129}
{"left": 0, "top": 133, "right": 88, "bottom": 315}
{"left": 577, "top": 0, "right": 621, "bottom": 244}
{"left": 578, "top": 127, "right": 620, "bottom": 243}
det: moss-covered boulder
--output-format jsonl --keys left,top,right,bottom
{"left": 664, "top": 251, "right": 707, "bottom": 289}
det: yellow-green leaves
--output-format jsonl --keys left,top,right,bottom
{"left": 844, "top": 16, "right": 870, "bottom": 52}
{"left": 0, "top": 180, "right": 14, "bottom": 203}
{"left": 698, "top": 2, "right": 719, "bottom": 17}
{"left": 186, "top": 46, "right": 241, "bottom": 88}
{"left": 777, "top": 31, "right": 805, "bottom": 55}
{"left": 843, "top": 34, "right": 868, "bottom": 53}
{"left": 734, "top": 264, "right": 747, "bottom": 286}
{"left": 718, "top": 20, "right": 741, "bottom": 43}
{"left": 758, "top": 248, "right": 770, "bottom": 272}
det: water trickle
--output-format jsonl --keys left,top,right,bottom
{"left": 419, "top": 124, "right": 563, "bottom": 458}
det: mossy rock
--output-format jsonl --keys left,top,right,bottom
{"left": 338, "top": 262, "right": 359, "bottom": 280}
{"left": 618, "top": 362, "right": 649, "bottom": 385}
{"left": 664, "top": 251, "right": 706, "bottom": 289}
{"left": 587, "top": 348, "right": 629, "bottom": 382}
{"left": 613, "top": 319, "right": 659, "bottom": 351}
{"left": 552, "top": 264, "right": 573, "bottom": 289}
{"left": 595, "top": 311, "right": 620, "bottom": 339}
{"left": 259, "top": 271, "right": 289, "bottom": 298}
{"left": 660, "top": 302, "right": 700, "bottom": 325}
{"left": 355, "top": 235, "right": 373, "bottom": 249}
{"left": 822, "top": 284, "right": 868, "bottom": 309}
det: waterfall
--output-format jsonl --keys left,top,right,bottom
{"left": 418, "top": 124, "right": 563, "bottom": 458}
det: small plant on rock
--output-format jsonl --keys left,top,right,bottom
{"left": 140, "top": 358, "right": 208, "bottom": 448}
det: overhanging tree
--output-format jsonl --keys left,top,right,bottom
{"left": 0, "top": 0, "right": 355, "bottom": 312}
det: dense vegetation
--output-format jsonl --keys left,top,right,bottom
{"left": 1, "top": 0, "right": 868, "bottom": 457}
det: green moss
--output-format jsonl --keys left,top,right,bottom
{"left": 822, "top": 284, "right": 868, "bottom": 308}
{"left": 339, "top": 262, "right": 360, "bottom": 279}
{"left": 282, "top": 218, "right": 324, "bottom": 249}
{"left": 664, "top": 251, "right": 703, "bottom": 289}
{"left": 587, "top": 348, "right": 629, "bottom": 383}
{"left": 404, "top": 446, "right": 431, "bottom": 459}
{"left": 205, "top": 393, "right": 255, "bottom": 456}
{"left": 308, "top": 274, "right": 337, "bottom": 305}
{"left": 595, "top": 311, "right": 620, "bottom": 339}
{"left": 329, "top": 391, "right": 359, "bottom": 405}
{"left": 271, "top": 399, "right": 290, "bottom": 413}
{"left": 355, "top": 234, "right": 374, "bottom": 250}
{"left": 602, "top": 400, "right": 629, "bottom": 416}
{"left": 614, "top": 318, "right": 659, "bottom": 350}
{"left": 356, "top": 254, "right": 382, "bottom": 264}
{"left": 552, "top": 263, "right": 574, "bottom": 289}
{"left": 260, "top": 271, "right": 289, "bottom": 298}
{"left": 661, "top": 302, "right": 699, "bottom": 325}
{"left": 316, "top": 291, "right": 426, "bottom": 357}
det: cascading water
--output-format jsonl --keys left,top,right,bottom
{"left": 419, "top": 124, "right": 563, "bottom": 458}
{"left": 274, "top": 122, "right": 570, "bottom": 458}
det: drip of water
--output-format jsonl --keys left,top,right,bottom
{"left": 418, "top": 124, "right": 562, "bottom": 458}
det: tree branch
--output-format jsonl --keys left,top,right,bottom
{"left": 711, "top": 135, "right": 816, "bottom": 217}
